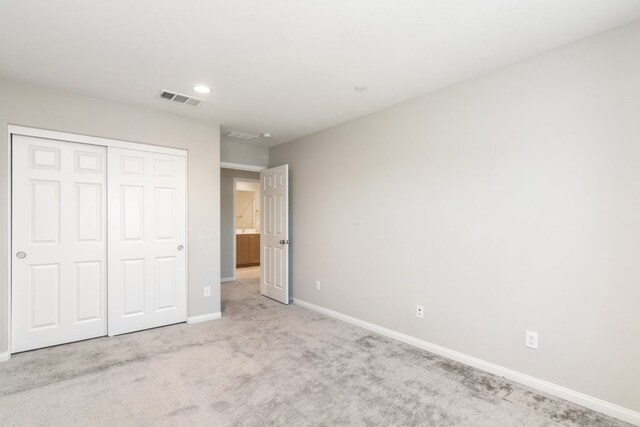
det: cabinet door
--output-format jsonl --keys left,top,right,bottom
{"left": 237, "top": 234, "right": 251, "bottom": 266}
{"left": 250, "top": 234, "right": 261, "bottom": 264}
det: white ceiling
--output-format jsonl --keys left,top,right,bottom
{"left": 1, "top": 1, "right": 640, "bottom": 147}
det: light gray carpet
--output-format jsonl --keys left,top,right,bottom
{"left": 0, "top": 266, "right": 628, "bottom": 426}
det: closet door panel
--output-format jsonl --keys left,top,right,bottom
{"left": 12, "top": 135, "right": 107, "bottom": 352}
{"left": 108, "top": 148, "right": 186, "bottom": 336}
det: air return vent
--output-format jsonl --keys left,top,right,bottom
{"left": 224, "top": 131, "right": 258, "bottom": 141}
{"left": 158, "top": 90, "right": 203, "bottom": 106}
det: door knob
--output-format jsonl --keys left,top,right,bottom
{"left": 16, "top": 251, "right": 26, "bottom": 259}
{"left": 279, "top": 239, "right": 290, "bottom": 245}
{"left": 177, "top": 245, "right": 184, "bottom": 251}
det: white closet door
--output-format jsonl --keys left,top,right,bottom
{"left": 12, "top": 135, "right": 107, "bottom": 352}
{"left": 107, "top": 148, "right": 187, "bottom": 336}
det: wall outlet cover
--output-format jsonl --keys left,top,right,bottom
{"left": 315, "top": 280, "right": 321, "bottom": 291}
{"left": 416, "top": 305, "right": 424, "bottom": 319}
{"left": 526, "top": 330, "right": 538, "bottom": 350}
{"left": 204, "top": 286, "right": 211, "bottom": 297}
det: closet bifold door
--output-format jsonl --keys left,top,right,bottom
{"left": 11, "top": 135, "right": 107, "bottom": 352}
{"left": 107, "top": 147, "right": 187, "bottom": 336}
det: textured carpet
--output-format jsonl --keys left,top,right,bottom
{"left": 0, "top": 267, "right": 628, "bottom": 426}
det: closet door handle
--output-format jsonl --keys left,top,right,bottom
{"left": 177, "top": 245, "right": 184, "bottom": 251}
{"left": 16, "top": 251, "right": 26, "bottom": 259}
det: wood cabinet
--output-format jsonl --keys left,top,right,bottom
{"left": 250, "top": 233, "right": 261, "bottom": 264}
{"left": 236, "top": 234, "right": 260, "bottom": 267}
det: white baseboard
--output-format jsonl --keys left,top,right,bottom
{"left": 186, "top": 312, "right": 222, "bottom": 324}
{"left": 293, "top": 298, "right": 640, "bottom": 426}
{"left": 221, "top": 276, "right": 236, "bottom": 283}
{"left": 0, "top": 351, "right": 10, "bottom": 363}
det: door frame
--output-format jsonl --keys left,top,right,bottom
{"left": 232, "top": 177, "right": 261, "bottom": 276}
{"left": 5, "top": 124, "right": 189, "bottom": 358}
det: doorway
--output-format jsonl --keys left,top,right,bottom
{"left": 220, "top": 167, "right": 262, "bottom": 283}
{"left": 234, "top": 178, "right": 261, "bottom": 276}
{"left": 219, "top": 164, "right": 290, "bottom": 304}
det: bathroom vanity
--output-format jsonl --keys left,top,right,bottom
{"left": 236, "top": 232, "right": 260, "bottom": 267}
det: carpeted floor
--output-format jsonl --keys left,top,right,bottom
{"left": 0, "top": 266, "right": 628, "bottom": 426}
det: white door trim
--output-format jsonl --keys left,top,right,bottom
{"left": 8, "top": 125, "right": 187, "bottom": 157}
{"left": 5, "top": 124, "right": 189, "bottom": 358}
{"left": 4, "top": 128, "right": 12, "bottom": 361}
{"left": 220, "top": 161, "right": 266, "bottom": 172}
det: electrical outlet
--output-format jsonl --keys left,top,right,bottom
{"left": 416, "top": 305, "right": 424, "bottom": 319}
{"left": 315, "top": 280, "right": 321, "bottom": 291}
{"left": 526, "top": 330, "right": 538, "bottom": 350}
{"left": 203, "top": 286, "right": 211, "bottom": 298}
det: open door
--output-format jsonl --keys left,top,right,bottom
{"left": 260, "top": 165, "right": 289, "bottom": 304}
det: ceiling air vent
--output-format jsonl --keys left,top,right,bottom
{"left": 160, "top": 90, "right": 175, "bottom": 100}
{"left": 158, "top": 90, "right": 204, "bottom": 107}
{"left": 224, "top": 131, "right": 258, "bottom": 141}
{"left": 173, "top": 94, "right": 189, "bottom": 103}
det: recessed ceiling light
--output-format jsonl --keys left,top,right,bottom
{"left": 261, "top": 133, "right": 273, "bottom": 139}
{"left": 193, "top": 85, "right": 211, "bottom": 94}
{"left": 354, "top": 86, "right": 367, "bottom": 92}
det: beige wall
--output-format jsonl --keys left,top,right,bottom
{"left": 0, "top": 79, "right": 221, "bottom": 354}
{"left": 236, "top": 181, "right": 261, "bottom": 232}
{"left": 270, "top": 21, "right": 640, "bottom": 411}
{"left": 236, "top": 191, "right": 256, "bottom": 230}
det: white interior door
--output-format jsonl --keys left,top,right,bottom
{"left": 107, "top": 148, "right": 187, "bottom": 335}
{"left": 260, "top": 165, "right": 289, "bottom": 304}
{"left": 12, "top": 135, "right": 107, "bottom": 352}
